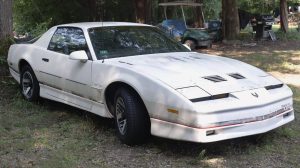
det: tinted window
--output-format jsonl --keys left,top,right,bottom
{"left": 88, "top": 26, "right": 190, "bottom": 60}
{"left": 48, "top": 27, "right": 89, "bottom": 55}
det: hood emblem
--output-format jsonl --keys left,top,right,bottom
{"left": 251, "top": 92, "right": 259, "bottom": 98}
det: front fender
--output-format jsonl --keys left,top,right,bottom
{"left": 92, "top": 61, "right": 196, "bottom": 124}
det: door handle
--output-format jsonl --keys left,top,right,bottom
{"left": 42, "top": 58, "right": 49, "bottom": 62}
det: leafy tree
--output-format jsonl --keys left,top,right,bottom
{"left": 202, "top": 0, "right": 221, "bottom": 20}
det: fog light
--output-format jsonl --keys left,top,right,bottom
{"left": 206, "top": 130, "right": 216, "bottom": 136}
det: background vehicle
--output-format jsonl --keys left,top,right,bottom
{"left": 157, "top": 1, "right": 212, "bottom": 49}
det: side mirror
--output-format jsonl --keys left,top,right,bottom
{"left": 183, "top": 44, "right": 191, "bottom": 51}
{"left": 69, "top": 50, "right": 88, "bottom": 63}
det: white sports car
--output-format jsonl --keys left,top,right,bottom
{"left": 7, "top": 22, "right": 294, "bottom": 145}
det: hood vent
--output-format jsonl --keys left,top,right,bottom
{"left": 203, "top": 75, "right": 227, "bottom": 83}
{"left": 228, "top": 73, "right": 245, "bottom": 79}
{"left": 265, "top": 84, "right": 284, "bottom": 90}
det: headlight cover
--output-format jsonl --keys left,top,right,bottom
{"left": 176, "top": 86, "right": 210, "bottom": 100}
{"left": 176, "top": 86, "right": 229, "bottom": 102}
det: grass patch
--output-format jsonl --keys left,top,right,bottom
{"left": 273, "top": 25, "right": 300, "bottom": 41}
{"left": 238, "top": 24, "right": 300, "bottom": 41}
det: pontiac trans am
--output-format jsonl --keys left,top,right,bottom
{"left": 7, "top": 22, "right": 294, "bottom": 145}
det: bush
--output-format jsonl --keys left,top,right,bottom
{"left": 0, "top": 37, "right": 14, "bottom": 64}
{"left": 0, "top": 37, "right": 15, "bottom": 76}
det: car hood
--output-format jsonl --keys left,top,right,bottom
{"left": 114, "top": 52, "right": 282, "bottom": 95}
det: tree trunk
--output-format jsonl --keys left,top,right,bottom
{"left": 134, "top": 0, "right": 152, "bottom": 24}
{"left": 87, "top": 0, "right": 97, "bottom": 21}
{"left": 280, "top": 0, "right": 289, "bottom": 32}
{"left": 195, "top": 0, "right": 204, "bottom": 28}
{"left": 145, "top": 0, "right": 152, "bottom": 24}
{"left": 0, "top": 0, "right": 13, "bottom": 40}
{"left": 222, "top": 0, "right": 240, "bottom": 41}
{"left": 134, "top": 0, "right": 145, "bottom": 23}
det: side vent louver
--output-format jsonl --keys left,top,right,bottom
{"left": 203, "top": 75, "right": 227, "bottom": 82}
{"left": 228, "top": 73, "right": 245, "bottom": 79}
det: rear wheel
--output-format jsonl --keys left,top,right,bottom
{"left": 20, "top": 65, "right": 39, "bottom": 101}
{"left": 114, "top": 87, "right": 150, "bottom": 145}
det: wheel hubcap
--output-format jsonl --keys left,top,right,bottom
{"left": 116, "top": 97, "right": 127, "bottom": 135}
{"left": 22, "top": 71, "right": 34, "bottom": 99}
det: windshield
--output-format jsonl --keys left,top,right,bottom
{"left": 88, "top": 26, "right": 190, "bottom": 60}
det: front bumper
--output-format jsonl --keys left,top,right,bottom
{"left": 150, "top": 86, "right": 294, "bottom": 143}
{"left": 151, "top": 108, "right": 294, "bottom": 143}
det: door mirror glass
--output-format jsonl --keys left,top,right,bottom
{"left": 69, "top": 50, "right": 88, "bottom": 63}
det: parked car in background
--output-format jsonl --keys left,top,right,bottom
{"left": 157, "top": 19, "right": 212, "bottom": 49}
{"left": 7, "top": 22, "right": 294, "bottom": 145}
{"left": 158, "top": 1, "right": 212, "bottom": 49}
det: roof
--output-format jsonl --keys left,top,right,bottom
{"left": 58, "top": 22, "right": 152, "bottom": 29}
{"left": 159, "top": 1, "right": 202, "bottom": 7}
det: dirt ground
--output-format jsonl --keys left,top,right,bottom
{"left": 0, "top": 40, "right": 300, "bottom": 168}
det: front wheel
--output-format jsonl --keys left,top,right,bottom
{"left": 20, "top": 65, "right": 40, "bottom": 101}
{"left": 114, "top": 88, "right": 150, "bottom": 145}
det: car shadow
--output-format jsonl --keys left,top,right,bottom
{"left": 146, "top": 133, "right": 270, "bottom": 157}
{"left": 37, "top": 97, "right": 280, "bottom": 159}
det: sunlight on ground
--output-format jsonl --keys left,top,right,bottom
{"left": 203, "top": 158, "right": 226, "bottom": 167}
{"left": 33, "top": 130, "right": 51, "bottom": 151}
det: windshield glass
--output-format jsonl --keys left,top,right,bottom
{"left": 88, "top": 26, "right": 190, "bottom": 60}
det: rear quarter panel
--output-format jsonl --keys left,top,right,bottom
{"left": 7, "top": 44, "right": 46, "bottom": 81}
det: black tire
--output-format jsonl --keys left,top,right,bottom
{"left": 20, "top": 65, "right": 40, "bottom": 101}
{"left": 184, "top": 39, "right": 196, "bottom": 50}
{"left": 114, "top": 87, "right": 150, "bottom": 145}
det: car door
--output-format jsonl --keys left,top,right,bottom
{"left": 39, "top": 27, "right": 93, "bottom": 109}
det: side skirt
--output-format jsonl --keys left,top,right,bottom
{"left": 39, "top": 84, "right": 113, "bottom": 118}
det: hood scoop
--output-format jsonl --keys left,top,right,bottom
{"left": 203, "top": 75, "right": 227, "bottom": 83}
{"left": 228, "top": 73, "right": 245, "bottom": 79}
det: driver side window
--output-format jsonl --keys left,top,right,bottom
{"left": 48, "top": 27, "right": 89, "bottom": 56}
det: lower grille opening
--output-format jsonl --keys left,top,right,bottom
{"left": 283, "top": 112, "right": 291, "bottom": 118}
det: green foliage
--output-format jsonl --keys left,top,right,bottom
{"left": 14, "top": 0, "right": 92, "bottom": 36}
{"left": 239, "top": 0, "right": 300, "bottom": 14}
{"left": 203, "top": 0, "right": 221, "bottom": 20}
{"left": 238, "top": 0, "right": 277, "bottom": 14}
{"left": 13, "top": 0, "right": 137, "bottom": 36}
{"left": 13, "top": 0, "right": 223, "bottom": 36}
